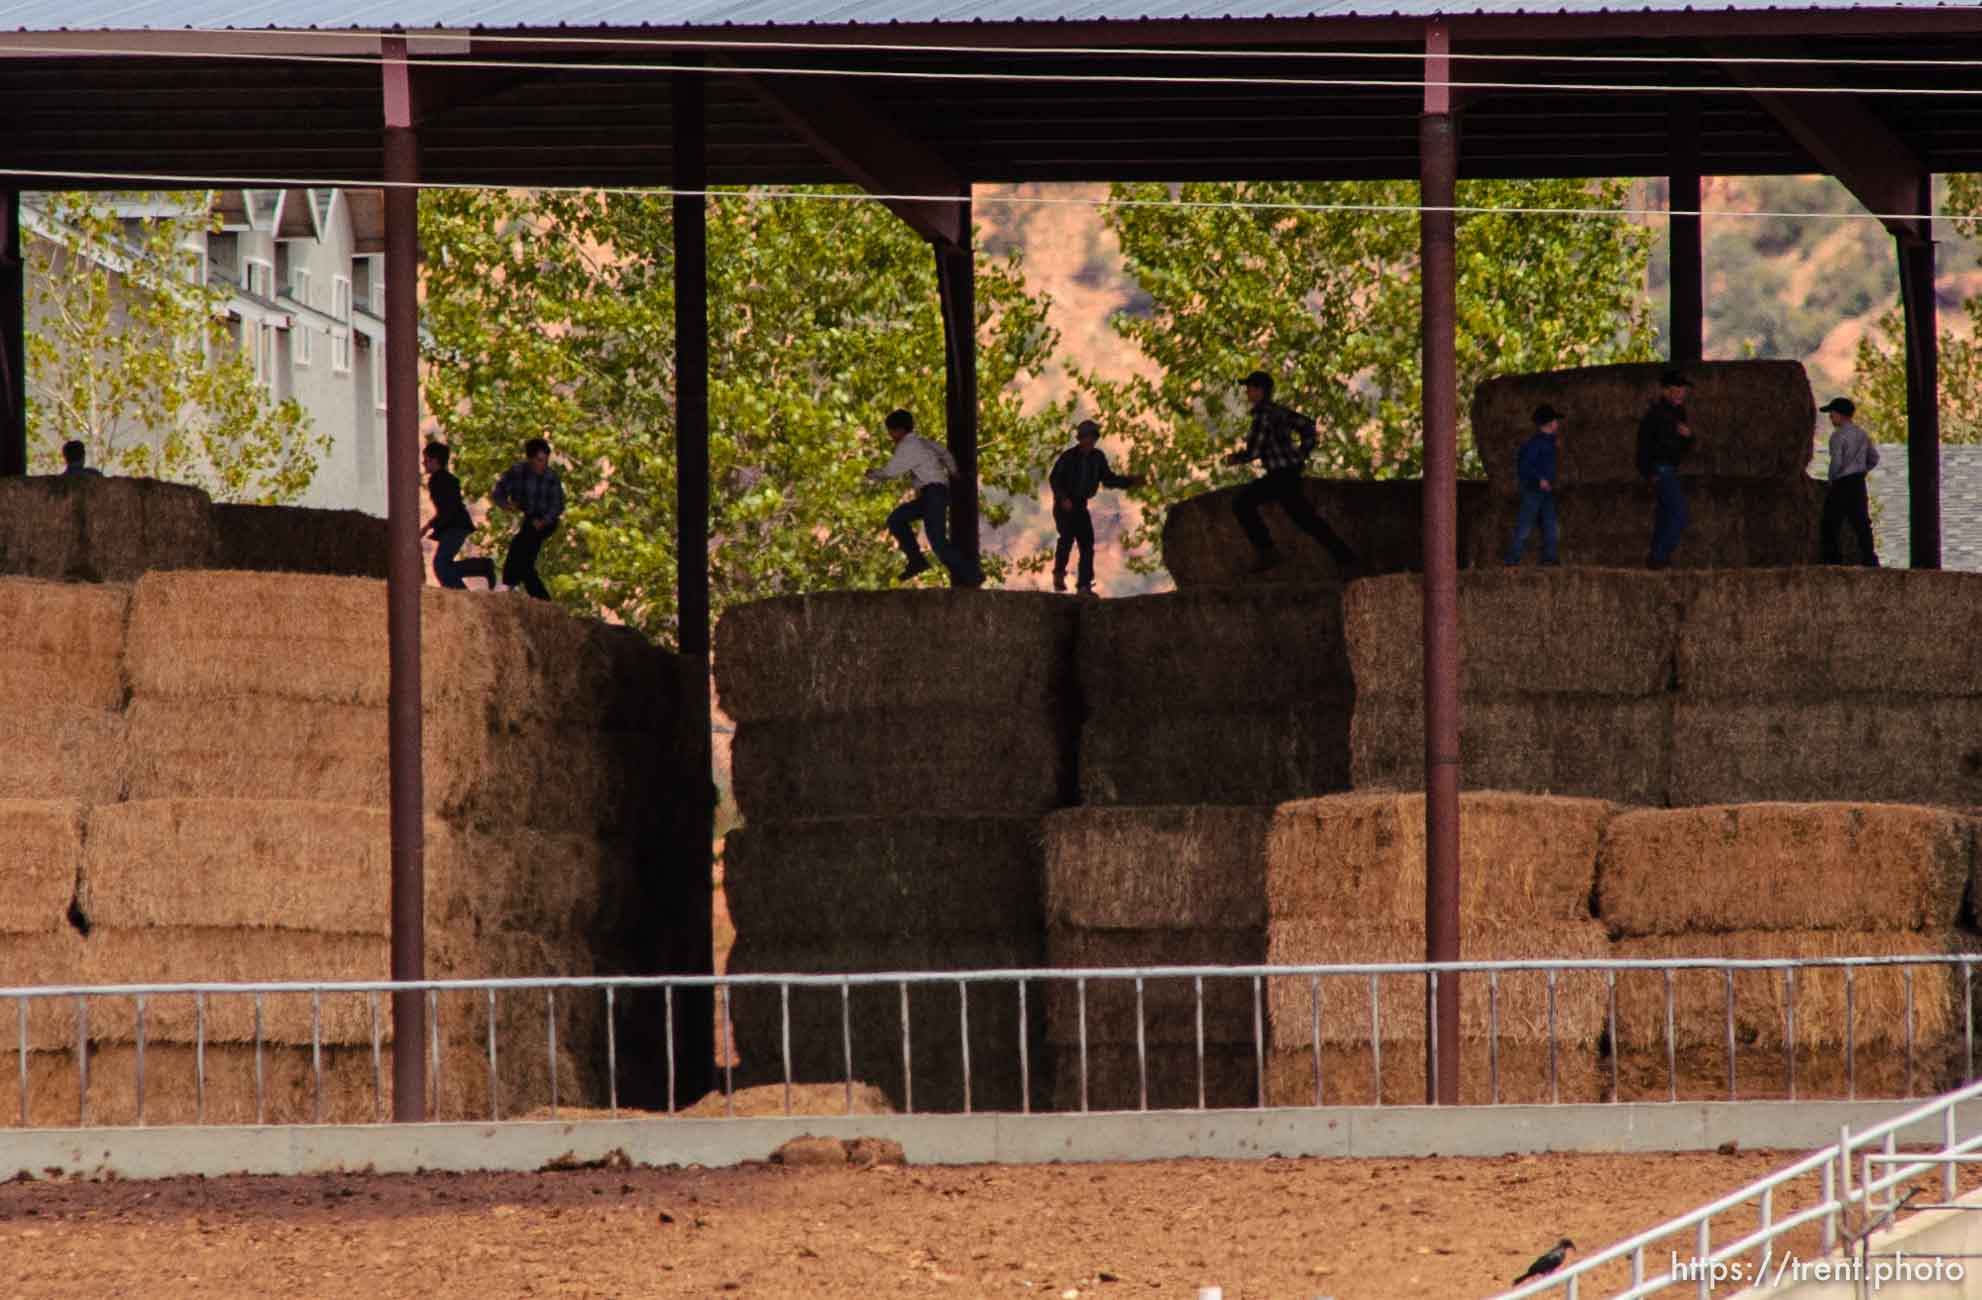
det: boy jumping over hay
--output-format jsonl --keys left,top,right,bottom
{"left": 866, "top": 409, "right": 983, "bottom": 588}
{"left": 1502, "top": 404, "right": 1563, "bottom": 566}
{"left": 1636, "top": 370, "right": 1696, "bottom": 569}
{"left": 1224, "top": 370, "right": 1362, "bottom": 577}
{"left": 490, "top": 436, "right": 565, "bottom": 600}
{"left": 1819, "top": 396, "right": 1881, "bottom": 566}
{"left": 1049, "top": 419, "right": 1143, "bottom": 595}
{"left": 421, "top": 442, "right": 498, "bottom": 590}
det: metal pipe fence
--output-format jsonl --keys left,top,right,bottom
{"left": 1, "top": 954, "right": 1975, "bottom": 1128}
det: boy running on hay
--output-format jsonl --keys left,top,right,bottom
{"left": 1819, "top": 395, "right": 1881, "bottom": 566}
{"left": 421, "top": 442, "right": 498, "bottom": 590}
{"left": 1636, "top": 370, "right": 1696, "bottom": 570}
{"left": 1502, "top": 404, "right": 1564, "bottom": 566}
{"left": 489, "top": 436, "right": 565, "bottom": 600}
{"left": 1049, "top": 418, "right": 1143, "bottom": 595}
{"left": 1223, "top": 370, "right": 1362, "bottom": 577}
{"left": 866, "top": 408, "right": 983, "bottom": 588}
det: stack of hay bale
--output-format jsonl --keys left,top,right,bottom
{"left": 1162, "top": 479, "right": 1489, "bottom": 586}
{"left": 714, "top": 591, "right": 1076, "bottom": 1112}
{"left": 0, "top": 569, "right": 691, "bottom": 1125}
{"left": 1468, "top": 360, "right": 1819, "bottom": 568}
{"left": 1597, "top": 803, "right": 1982, "bottom": 1098}
{"left": 1345, "top": 569, "right": 1680, "bottom": 805}
{"left": 0, "top": 802, "right": 87, "bottom": 1126}
{"left": 1672, "top": 570, "right": 1982, "bottom": 807}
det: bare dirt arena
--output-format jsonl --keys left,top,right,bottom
{"left": 0, "top": 1146, "right": 1870, "bottom": 1298}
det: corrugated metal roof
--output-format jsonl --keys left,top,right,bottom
{"left": 0, "top": 0, "right": 1969, "bottom": 33}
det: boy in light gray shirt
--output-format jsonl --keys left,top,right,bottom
{"left": 1819, "top": 396, "right": 1880, "bottom": 566}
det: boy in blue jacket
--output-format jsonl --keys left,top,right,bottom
{"left": 1503, "top": 404, "right": 1563, "bottom": 566}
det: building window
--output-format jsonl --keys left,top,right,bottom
{"left": 373, "top": 349, "right": 387, "bottom": 412}
{"left": 244, "top": 258, "right": 274, "bottom": 300}
{"left": 332, "top": 275, "right": 353, "bottom": 374}
{"left": 290, "top": 268, "right": 313, "bottom": 367}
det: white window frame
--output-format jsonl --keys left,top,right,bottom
{"left": 291, "top": 267, "right": 314, "bottom": 367}
{"left": 244, "top": 257, "right": 274, "bottom": 301}
{"left": 373, "top": 348, "right": 387, "bottom": 412}
{"left": 331, "top": 275, "right": 353, "bottom": 374}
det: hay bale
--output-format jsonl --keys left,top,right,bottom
{"left": 722, "top": 817, "right": 1044, "bottom": 944}
{"left": 1042, "top": 928, "right": 1266, "bottom": 1046}
{"left": 714, "top": 590, "right": 1076, "bottom": 725}
{"left": 1610, "top": 1040, "right": 1962, "bottom": 1102}
{"left": 1080, "top": 702, "right": 1353, "bottom": 806}
{"left": 1350, "top": 692, "right": 1671, "bottom": 806}
{"left": 208, "top": 503, "right": 388, "bottom": 578}
{"left": 1610, "top": 930, "right": 1982, "bottom": 1053}
{"left": 1596, "top": 804, "right": 1977, "bottom": 937}
{"left": 1078, "top": 586, "right": 1352, "bottom": 706}
{"left": 731, "top": 710, "right": 1072, "bottom": 820}
{"left": 724, "top": 933, "right": 1046, "bottom": 1114}
{"left": 1266, "top": 792, "right": 1613, "bottom": 926}
{"left": 0, "top": 707, "right": 127, "bottom": 806}
{"left": 0, "top": 475, "right": 212, "bottom": 582}
{"left": 1669, "top": 696, "right": 1982, "bottom": 809}
{"left": 1159, "top": 478, "right": 1492, "bottom": 588}
{"left": 1464, "top": 478, "right": 1820, "bottom": 570}
{"left": 1050, "top": 1042, "right": 1258, "bottom": 1111}
{"left": 0, "top": 1050, "right": 86, "bottom": 1128}
{"left": 0, "top": 578, "right": 128, "bottom": 713}
{"left": 77, "top": 928, "right": 387, "bottom": 1044}
{"left": 0, "top": 801, "right": 83, "bottom": 934}
{"left": 1264, "top": 1042, "right": 1608, "bottom": 1107}
{"left": 0, "top": 932, "right": 88, "bottom": 1049}
{"left": 1344, "top": 569, "right": 1681, "bottom": 697}
{"left": 1471, "top": 360, "right": 1815, "bottom": 493}
{"left": 1263, "top": 919, "right": 1613, "bottom": 1047}
{"left": 77, "top": 1043, "right": 391, "bottom": 1127}
{"left": 1677, "top": 569, "right": 1982, "bottom": 697}
{"left": 1043, "top": 806, "right": 1275, "bottom": 931}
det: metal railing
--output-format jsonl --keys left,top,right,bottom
{"left": 1, "top": 953, "right": 1975, "bottom": 1128}
{"left": 1497, "top": 1074, "right": 1982, "bottom": 1298}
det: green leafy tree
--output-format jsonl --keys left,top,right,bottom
{"left": 1076, "top": 179, "right": 1658, "bottom": 570}
{"left": 25, "top": 191, "right": 324, "bottom": 501}
{"left": 1850, "top": 174, "right": 1982, "bottom": 444}
{"left": 420, "top": 187, "right": 1071, "bottom": 647}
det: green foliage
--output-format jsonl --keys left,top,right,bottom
{"left": 1849, "top": 174, "right": 1982, "bottom": 444}
{"left": 1075, "top": 179, "right": 1657, "bottom": 570}
{"left": 25, "top": 192, "right": 324, "bottom": 502}
{"left": 419, "top": 188, "right": 1070, "bottom": 648}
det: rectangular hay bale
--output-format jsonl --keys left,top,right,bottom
{"left": 208, "top": 504, "right": 388, "bottom": 578}
{"left": 0, "top": 801, "right": 83, "bottom": 934}
{"left": 0, "top": 578, "right": 128, "bottom": 712}
{"left": 1050, "top": 1042, "right": 1259, "bottom": 1112}
{"left": 1266, "top": 792, "right": 1613, "bottom": 926}
{"left": 0, "top": 931, "right": 88, "bottom": 1049}
{"left": 1042, "top": 928, "right": 1266, "bottom": 1046}
{"left": 0, "top": 707, "right": 127, "bottom": 806}
{"left": 1075, "top": 586, "right": 1350, "bottom": 710}
{"left": 1596, "top": 803, "right": 1977, "bottom": 936}
{"left": 1043, "top": 806, "right": 1275, "bottom": 931}
{"left": 1079, "top": 703, "right": 1352, "bottom": 807}
{"left": 1159, "top": 479, "right": 1491, "bottom": 588}
{"left": 1265, "top": 1042, "right": 1608, "bottom": 1107}
{"left": 1351, "top": 691, "right": 1670, "bottom": 806}
{"left": 0, "top": 476, "right": 212, "bottom": 582}
{"left": 1669, "top": 695, "right": 1982, "bottom": 809}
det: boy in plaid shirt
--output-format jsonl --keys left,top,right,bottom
{"left": 1223, "top": 371, "right": 1362, "bottom": 577}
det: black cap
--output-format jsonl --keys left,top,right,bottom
{"left": 1532, "top": 404, "right": 1564, "bottom": 426}
{"left": 1240, "top": 370, "right": 1275, "bottom": 394}
{"left": 1660, "top": 369, "right": 1693, "bottom": 389}
{"left": 1076, "top": 419, "right": 1101, "bottom": 439}
{"left": 1820, "top": 396, "right": 1856, "bottom": 417}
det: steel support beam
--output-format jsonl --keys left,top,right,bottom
{"left": 1420, "top": 22, "right": 1462, "bottom": 1109}
{"left": 1668, "top": 97, "right": 1704, "bottom": 366}
{"left": 935, "top": 200, "right": 980, "bottom": 578}
{"left": 381, "top": 37, "right": 427, "bottom": 1123}
{"left": 672, "top": 62, "right": 718, "bottom": 1108}
{"left": 1900, "top": 179, "right": 1941, "bottom": 571}
{"left": 0, "top": 192, "right": 23, "bottom": 476}
{"left": 729, "top": 66, "right": 964, "bottom": 249}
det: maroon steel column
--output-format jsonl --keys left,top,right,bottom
{"left": 1669, "top": 99, "right": 1704, "bottom": 366}
{"left": 382, "top": 38, "right": 427, "bottom": 1122}
{"left": 1899, "top": 175, "right": 1941, "bottom": 570}
{"left": 1420, "top": 23, "right": 1462, "bottom": 1107}
{"left": 1, "top": 192, "right": 25, "bottom": 476}
{"left": 934, "top": 193, "right": 980, "bottom": 575}
{"left": 672, "top": 61, "right": 717, "bottom": 1106}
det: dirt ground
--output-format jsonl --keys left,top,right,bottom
{"left": 0, "top": 1140, "right": 1927, "bottom": 1299}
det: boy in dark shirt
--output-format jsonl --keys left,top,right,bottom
{"left": 420, "top": 442, "right": 497, "bottom": 590}
{"left": 1502, "top": 404, "right": 1563, "bottom": 566}
{"left": 1635, "top": 370, "right": 1697, "bottom": 569}
{"left": 1048, "top": 419, "right": 1142, "bottom": 595}
{"left": 489, "top": 436, "right": 566, "bottom": 600}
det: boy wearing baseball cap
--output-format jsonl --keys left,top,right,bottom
{"left": 1503, "top": 404, "right": 1564, "bottom": 566}
{"left": 1819, "top": 396, "right": 1881, "bottom": 566}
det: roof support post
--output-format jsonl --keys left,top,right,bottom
{"left": 0, "top": 192, "right": 23, "bottom": 476}
{"left": 935, "top": 191, "right": 979, "bottom": 579}
{"left": 672, "top": 59, "right": 718, "bottom": 1108}
{"left": 1900, "top": 179, "right": 1940, "bottom": 570}
{"left": 1668, "top": 97, "right": 1704, "bottom": 366}
{"left": 1420, "top": 20, "right": 1462, "bottom": 1109}
{"left": 381, "top": 36, "right": 427, "bottom": 1123}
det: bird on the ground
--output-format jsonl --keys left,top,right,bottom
{"left": 1512, "top": 1238, "right": 1576, "bottom": 1285}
